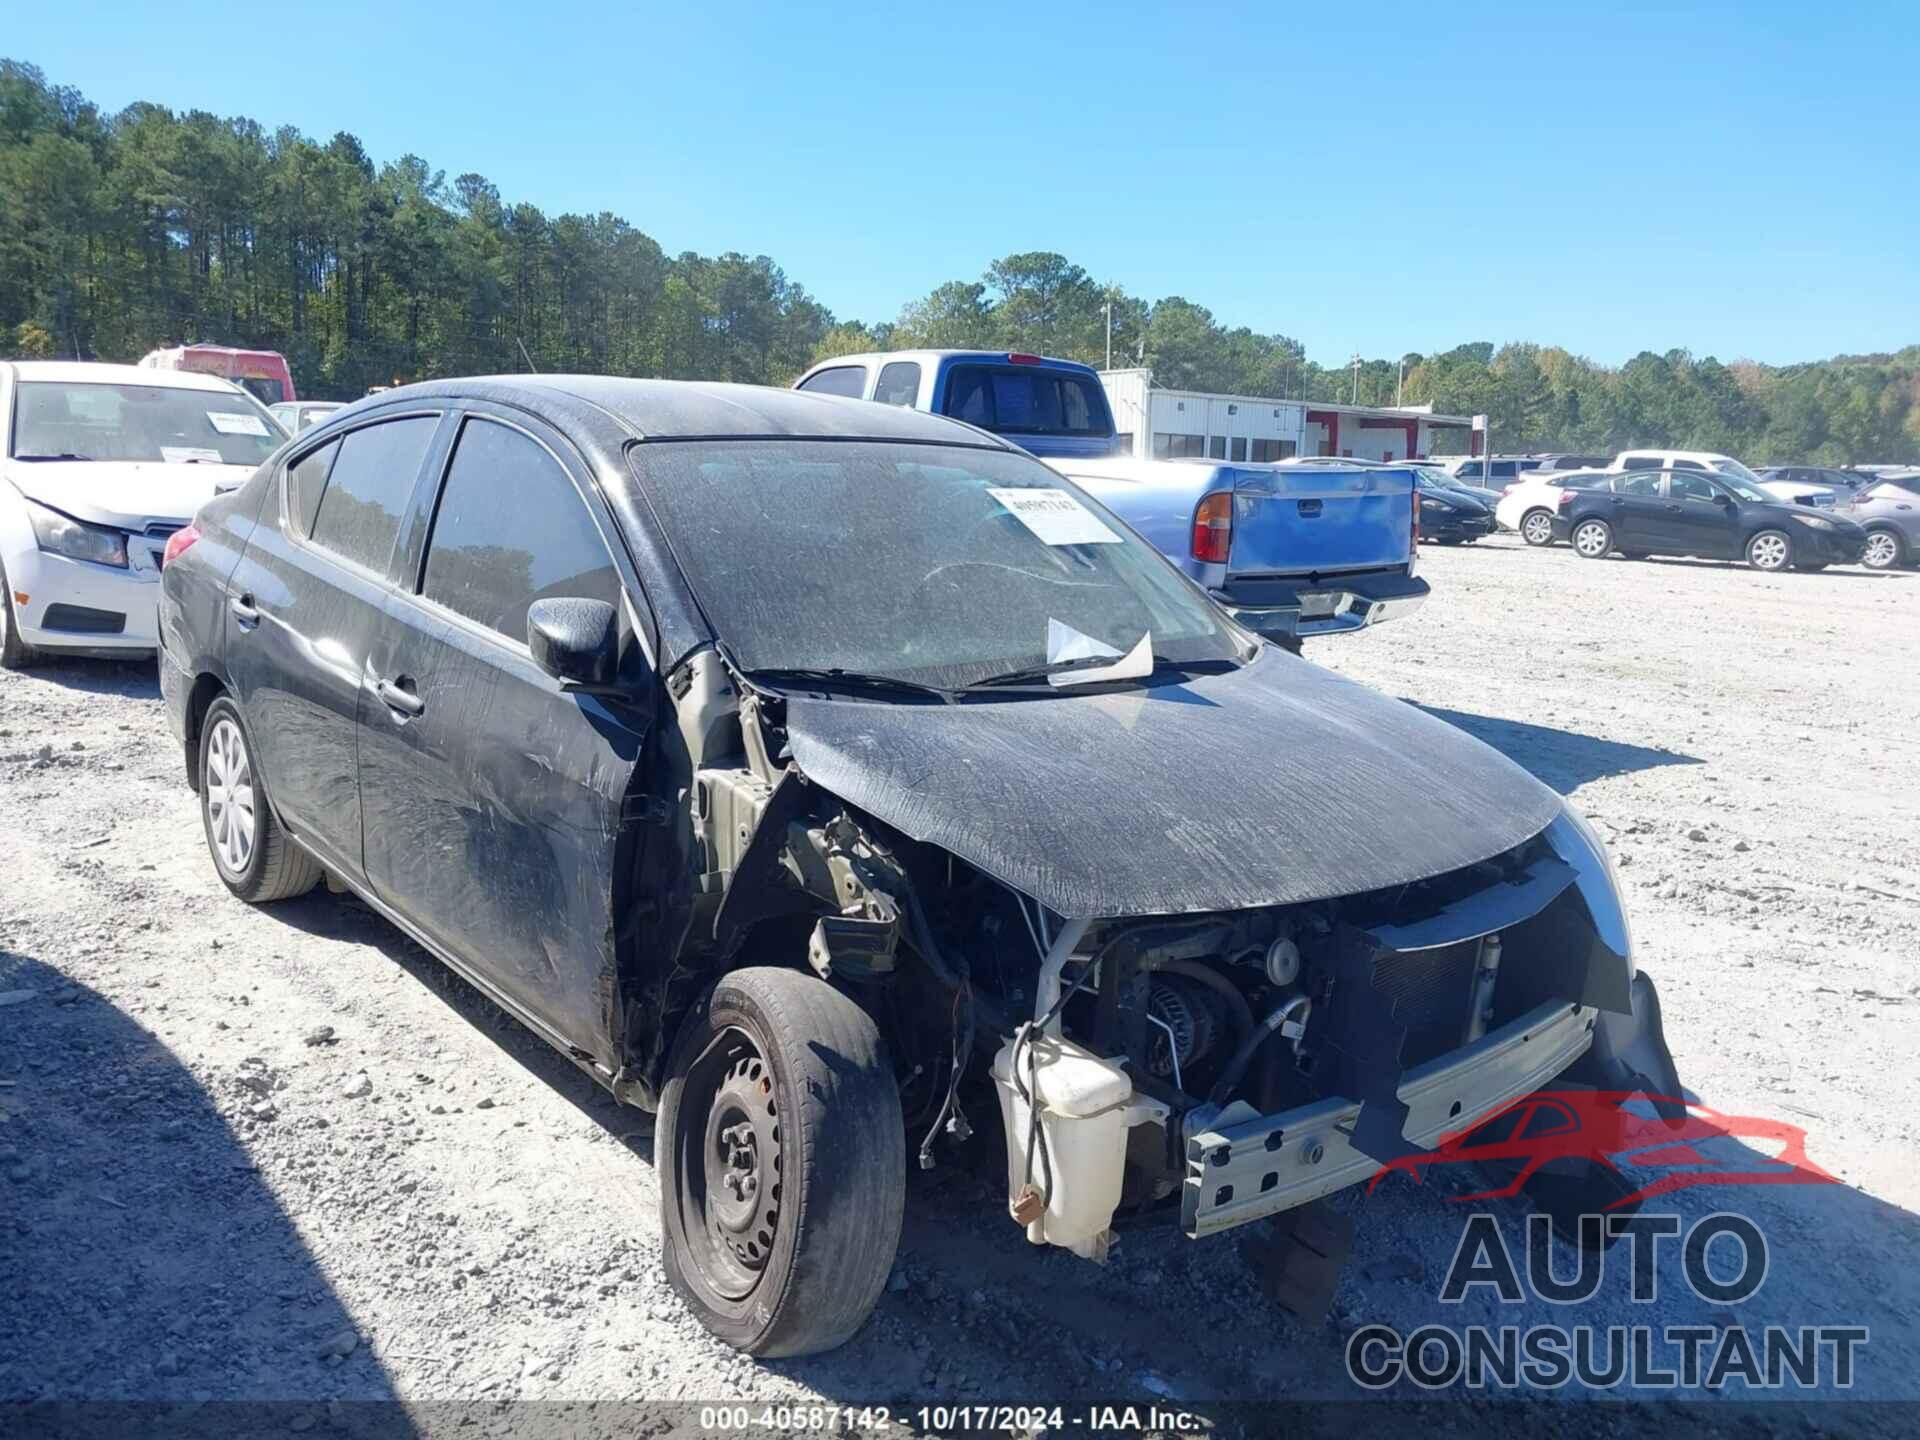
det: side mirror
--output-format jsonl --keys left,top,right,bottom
{"left": 527, "top": 597, "right": 620, "bottom": 690}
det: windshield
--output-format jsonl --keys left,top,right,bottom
{"left": 628, "top": 440, "right": 1248, "bottom": 689}
{"left": 11, "top": 382, "right": 286, "bottom": 465}
{"left": 1710, "top": 458, "right": 1765, "bottom": 485}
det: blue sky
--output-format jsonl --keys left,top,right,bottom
{"left": 10, "top": 1, "right": 1918, "bottom": 365}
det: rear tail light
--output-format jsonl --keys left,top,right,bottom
{"left": 1557, "top": 490, "right": 1579, "bottom": 509}
{"left": 1191, "top": 492, "right": 1233, "bottom": 564}
{"left": 1007, "top": 352, "right": 1043, "bottom": 365}
{"left": 162, "top": 523, "right": 202, "bottom": 568}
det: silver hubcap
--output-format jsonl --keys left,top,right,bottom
{"left": 1864, "top": 533, "right": 1898, "bottom": 568}
{"left": 1751, "top": 533, "right": 1788, "bottom": 570}
{"left": 1522, "top": 513, "right": 1553, "bottom": 544}
{"left": 206, "top": 717, "right": 257, "bottom": 875}
{"left": 1574, "top": 523, "right": 1608, "bottom": 556}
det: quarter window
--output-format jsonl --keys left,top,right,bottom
{"left": 797, "top": 366, "right": 867, "bottom": 399}
{"left": 872, "top": 362, "right": 921, "bottom": 407}
{"left": 420, "top": 418, "right": 622, "bottom": 645}
{"left": 288, "top": 439, "right": 340, "bottom": 537}
{"left": 306, "top": 417, "right": 439, "bottom": 572}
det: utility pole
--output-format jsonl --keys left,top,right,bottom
{"left": 1104, "top": 297, "right": 1113, "bottom": 372}
{"left": 1396, "top": 358, "right": 1405, "bottom": 407}
{"left": 1350, "top": 353, "right": 1361, "bottom": 404}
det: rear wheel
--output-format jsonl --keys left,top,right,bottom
{"left": 659, "top": 966, "right": 904, "bottom": 1357}
{"left": 1571, "top": 519, "right": 1613, "bottom": 559}
{"left": 1862, "top": 528, "right": 1904, "bottom": 571}
{"left": 1519, "top": 510, "right": 1556, "bottom": 546}
{"left": 0, "top": 561, "right": 38, "bottom": 670}
{"left": 1745, "top": 529, "right": 1793, "bottom": 572}
{"left": 199, "top": 697, "right": 323, "bottom": 902}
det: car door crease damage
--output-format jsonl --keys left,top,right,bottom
{"left": 159, "top": 376, "right": 1682, "bottom": 1359}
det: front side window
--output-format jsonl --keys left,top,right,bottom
{"left": 1669, "top": 471, "right": 1717, "bottom": 501}
{"left": 1614, "top": 472, "right": 1662, "bottom": 496}
{"left": 626, "top": 440, "right": 1245, "bottom": 690}
{"left": 10, "top": 381, "right": 284, "bottom": 467}
{"left": 420, "top": 419, "right": 622, "bottom": 644}
{"left": 871, "top": 362, "right": 921, "bottom": 407}
{"left": 797, "top": 366, "right": 867, "bottom": 399}
{"left": 305, "top": 416, "right": 439, "bottom": 572}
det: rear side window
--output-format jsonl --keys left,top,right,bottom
{"left": 306, "top": 417, "right": 438, "bottom": 572}
{"left": 942, "top": 365, "right": 1110, "bottom": 437}
{"left": 872, "top": 362, "right": 921, "bottom": 407}
{"left": 287, "top": 439, "right": 340, "bottom": 537}
{"left": 1490, "top": 461, "right": 1518, "bottom": 479}
{"left": 797, "top": 366, "right": 867, "bottom": 399}
{"left": 420, "top": 418, "right": 622, "bottom": 645}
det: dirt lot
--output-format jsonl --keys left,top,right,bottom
{"left": 3, "top": 534, "right": 1917, "bottom": 1430}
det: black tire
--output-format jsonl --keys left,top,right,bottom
{"left": 1518, "top": 509, "right": 1557, "bottom": 547}
{"left": 1570, "top": 518, "right": 1613, "bottom": 559}
{"left": 0, "top": 560, "right": 38, "bottom": 670}
{"left": 198, "top": 696, "right": 323, "bottom": 903}
{"left": 1794, "top": 561, "right": 1828, "bottom": 573}
{"left": 1745, "top": 528, "right": 1793, "bottom": 572}
{"left": 1861, "top": 528, "right": 1905, "bottom": 571}
{"left": 659, "top": 966, "right": 904, "bottom": 1357}
{"left": 1620, "top": 551, "right": 1648, "bottom": 561}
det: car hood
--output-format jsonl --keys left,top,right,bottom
{"left": 783, "top": 648, "right": 1562, "bottom": 918}
{"left": 3, "top": 460, "right": 245, "bottom": 529}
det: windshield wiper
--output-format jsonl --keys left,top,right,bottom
{"left": 13, "top": 452, "right": 93, "bottom": 462}
{"left": 742, "top": 666, "right": 953, "bottom": 703}
{"left": 962, "top": 655, "right": 1236, "bottom": 692}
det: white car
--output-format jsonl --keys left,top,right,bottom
{"left": 1495, "top": 469, "right": 1615, "bottom": 544}
{"left": 1609, "top": 449, "right": 1837, "bottom": 509}
{"left": 0, "top": 362, "right": 287, "bottom": 667}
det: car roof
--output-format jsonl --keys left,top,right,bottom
{"left": 362, "top": 375, "right": 1019, "bottom": 447}
{"left": 3, "top": 360, "right": 250, "bottom": 393}
{"left": 801, "top": 349, "right": 1100, "bottom": 376}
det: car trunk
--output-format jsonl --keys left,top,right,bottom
{"left": 1225, "top": 467, "right": 1414, "bottom": 577}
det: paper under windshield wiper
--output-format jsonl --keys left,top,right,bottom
{"left": 964, "top": 655, "right": 1234, "bottom": 691}
{"left": 742, "top": 667, "right": 952, "bottom": 702}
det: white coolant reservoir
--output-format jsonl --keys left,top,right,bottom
{"left": 991, "top": 1031, "right": 1168, "bottom": 1261}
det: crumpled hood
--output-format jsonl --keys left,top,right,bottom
{"left": 784, "top": 648, "right": 1563, "bottom": 918}
{"left": 4, "top": 461, "right": 245, "bottom": 529}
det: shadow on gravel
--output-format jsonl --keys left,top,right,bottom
{"left": 0, "top": 951, "right": 413, "bottom": 1430}
{"left": 1418, "top": 705, "right": 1702, "bottom": 794}
{"left": 1633, "top": 557, "right": 1912, "bottom": 580}
{"left": 8, "top": 655, "right": 160, "bottom": 698}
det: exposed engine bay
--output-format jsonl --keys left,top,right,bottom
{"left": 649, "top": 647, "right": 1679, "bottom": 1265}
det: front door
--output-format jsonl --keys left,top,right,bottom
{"left": 224, "top": 413, "right": 445, "bottom": 880}
{"left": 1660, "top": 470, "right": 1740, "bottom": 558}
{"left": 356, "top": 411, "right": 650, "bottom": 1064}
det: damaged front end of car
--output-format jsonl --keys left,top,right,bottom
{"left": 630, "top": 641, "right": 1682, "bottom": 1272}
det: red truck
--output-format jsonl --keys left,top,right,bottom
{"left": 138, "top": 345, "right": 297, "bottom": 407}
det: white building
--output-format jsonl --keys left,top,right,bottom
{"left": 1100, "top": 368, "right": 1483, "bottom": 464}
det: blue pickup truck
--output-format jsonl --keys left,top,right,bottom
{"left": 793, "top": 349, "right": 1429, "bottom": 645}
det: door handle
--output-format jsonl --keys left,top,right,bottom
{"left": 376, "top": 677, "right": 425, "bottom": 717}
{"left": 1665, "top": 504, "right": 1684, "bottom": 512}
{"left": 228, "top": 593, "right": 260, "bottom": 628}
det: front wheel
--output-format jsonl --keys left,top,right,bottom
{"left": 1570, "top": 519, "right": 1613, "bottom": 559}
{"left": 0, "top": 560, "right": 38, "bottom": 670}
{"left": 1861, "top": 528, "right": 1905, "bottom": 570}
{"left": 1519, "top": 510, "right": 1556, "bottom": 546}
{"left": 1746, "top": 529, "right": 1793, "bottom": 572}
{"left": 659, "top": 966, "right": 904, "bottom": 1357}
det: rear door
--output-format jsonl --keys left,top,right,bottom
{"left": 356, "top": 408, "right": 651, "bottom": 1064}
{"left": 223, "top": 411, "right": 446, "bottom": 881}
{"left": 1225, "top": 465, "right": 1413, "bottom": 575}
{"left": 1605, "top": 470, "right": 1666, "bottom": 548}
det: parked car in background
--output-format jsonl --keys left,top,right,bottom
{"left": 0, "top": 362, "right": 285, "bottom": 667}
{"left": 1523, "top": 453, "right": 1611, "bottom": 474}
{"left": 270, "top": 401, "right": 344, "bottom": 434}
{"left": 1426, "top": 455, "right": 1542, "bottom": 488}
{"left": 1609, "top": 449, "right": 1836, "bottom": 509}
{"left": 1847, "top": 476, "right": 1920, "bottom": 570}
{"left": 138, "top": 345, "right": 298, "bottom": 407}
{"left": 1562, "top": 467, "right": 1867, "bottom": 571}
{"left": 1411, "top": 467, "right": 1496, "bottom": 543}
{"left": 804, "top": 351, "right": 1428, "bottom": 647}
{"left": 1497, "top": 469, "right": 1615, "bottom": 545}
{"left": 158, "top": 373, "right": 1674, "bottom": 1360}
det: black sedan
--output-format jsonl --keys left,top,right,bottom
{"left": 1414, "top": 469, "right": 1496, "bottom": 542}
{"left": 1557, "top": 467, "right": 1868, "bottom": 570}
{"left": 155, "top": 376, "right": 1672, "bottom": 1360}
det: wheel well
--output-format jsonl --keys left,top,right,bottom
{"left": 184, "top": 674, "right": 227, "bottom": 791}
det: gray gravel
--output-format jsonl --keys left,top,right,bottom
{"left": 1, "top": 536, "right": 1916, "bottom": 1424}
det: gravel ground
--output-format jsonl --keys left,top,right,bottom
{"left": 2, "top": 535, "right": 1916, "bottom": 1432}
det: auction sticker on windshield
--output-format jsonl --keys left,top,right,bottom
{"left": 161, "top": 446, "right": 224, "bottom": 464}
{"left": 207, "top": 411, "right": 270, "bottom": 436}
{"left": 988, "top": 487, "right": 1121, "bottom": 546}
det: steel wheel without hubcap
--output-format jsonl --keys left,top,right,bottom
{"left": 205, "top": 717, "right": 257, "bottom": 876}
{"left": 1520, "top": 510, "right": 1556, "bottom": 546}
{"left": 1572, "top": 520, "right": 1612, "bottom": 558}
{"left": 687, "top": 1032, "right": 784, "bottom": 1299}
{"left": 1862, "top": 531, "right": 1902, "bottom": 570}
{"left": 1747, "top": 530, "right": 1791, "bottom": 572}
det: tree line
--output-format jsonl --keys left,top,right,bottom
{"left": 4, "top": 59, "right": 1915, "bottom": 463}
